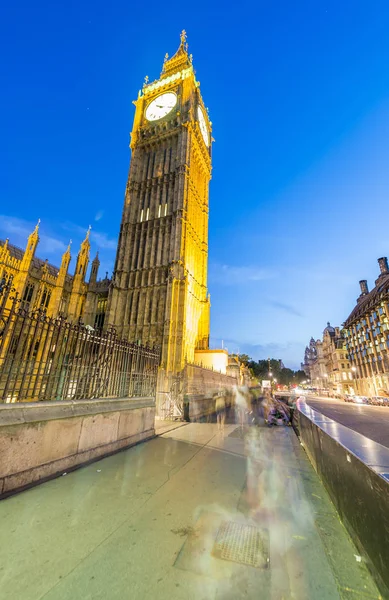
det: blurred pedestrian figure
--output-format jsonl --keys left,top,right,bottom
{"left": 234, "top": 385, "right": 249, "bottom": 431}
{"left": 262, "top": 390, "right": 272, "bottom": 423}
{"left": 215, "top": 391, "right": 226, "bottom": 432}
{"left": 250, "top": 387, "right": 263, "bottom": 425}
{"left": 224, "top": 387, "right": 233, "bottom": 421}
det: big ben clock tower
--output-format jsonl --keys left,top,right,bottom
{"left": 107, "top": 31, "right": 212, "bottom": 374}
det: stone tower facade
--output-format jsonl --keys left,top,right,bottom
{"left": 107, "top": 31, "right": 212, "bottom": 373}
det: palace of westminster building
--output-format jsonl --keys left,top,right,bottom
{"left": 0, "top": 32, "right": 235, "bottom": 384}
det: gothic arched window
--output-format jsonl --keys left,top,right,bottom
{"left": 23, "top": 283, "right": 34, "bottom": 304}
{"left": 40, "top": 287, "right": 51, "bottom": 309}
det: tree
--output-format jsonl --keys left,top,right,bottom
{"left": 278, "top": 368, "right": 294, "bottom": 385}
{"left": 245, "top": 357, "right": 305, "bottom": 386}
{"left": 294, "top": 370, "right": 307, "bottom": 384}
{"left": 238, "top": 354, "right": 251, "bottom": 365}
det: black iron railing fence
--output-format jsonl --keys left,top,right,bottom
{"left": 0, "top": 277, "right": 160, "bottom": 403}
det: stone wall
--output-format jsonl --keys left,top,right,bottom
{"left": 297, "top": 399, "right": 389, "bottom": 597}
{"left": 0, "top": 397, "right": 155, "bottom": 497}
{"left": 184, "top": 363, "right": 236, "bottom": 396}
{"left": 156, "top": 364, "right": 237, "bottom": 420}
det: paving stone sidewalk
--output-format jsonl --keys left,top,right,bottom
{"left": 0, "top": 422, "right": 382, "bottom": 599}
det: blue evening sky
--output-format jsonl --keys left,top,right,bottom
{"left": 1, "top": 1, "right": 389, "bottom": 368}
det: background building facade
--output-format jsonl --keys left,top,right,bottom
{"left": 303, "top": 324, "right": 352, "bottom": 394}
{"left": 343, "top": 258, "right": 389, "bottom": 396}
{"left": 303, "top": 337, "right": 326, "bottom": 388}
{"left": 322, "top": 323, "right": 352, "bottom": 394}
{"left": 303, "top": 257, "right": 389, "bottom": 398}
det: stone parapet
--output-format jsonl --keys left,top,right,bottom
{"left": 0, "top": 397, "right": 155, "bottom": 497}
{"left": 156, "top": 365, "right": 237, "bottom": 420}
{"left": 296, "top": 398, "right": 389, "bottom": 597}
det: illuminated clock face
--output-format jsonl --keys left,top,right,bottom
{"left": 197, "top": 105, "right": 209, "bottom": 146}
{"left": 145, "top": 92, "right": 177, "bottom": 121}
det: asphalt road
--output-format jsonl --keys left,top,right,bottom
{"left": 305, "top": 396, "right": 389, "bottom": 449}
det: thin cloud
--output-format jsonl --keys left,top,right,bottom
{"left": 61, "top": 221, "right": 117, "bottom": 250}
{"left": 0, "top": 214, "right": 32, "bottom": 240}
{"left": 94, "top": 210, "right": 104, "bottom": 222}
{"left": 209, "top": 263, "right": 276, "bottom": 285}
{"left": 269, "top": 300, "right": 303, "bottom": 318}
{"left": 61, "top": 221, "right": 90, "bottom": 236}
{"left": 91, "top": 231, "right": 117, "bottom": 250}
{"left": 0, "top": 215, "right": 67, "bottom": 255}
{"left": 38, "top": 236, "right": 67, "bottom": 255}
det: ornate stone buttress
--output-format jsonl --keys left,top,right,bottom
{"left": 107, "top": 31, "right": 212, "bottom": 373}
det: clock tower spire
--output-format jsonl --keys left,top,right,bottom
{"left": 107, "top": 32, "right": 212, "bottom": 373}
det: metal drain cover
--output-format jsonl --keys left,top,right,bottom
{"left": 212, "top": 521, "right": 269, "bottom": 569}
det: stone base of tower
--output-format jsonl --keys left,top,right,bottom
{"left": 156, "top": 363, "right": 237, "bottom": 421}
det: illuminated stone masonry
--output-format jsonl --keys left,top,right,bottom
{"left": 0, "top": 223, "right": 108, "bottom": 327}
{"left": 106, "top": 31, "right": 212, "bottom": 374}
{"left": 0, "top": 33, "right": 240, "bottom": 417}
